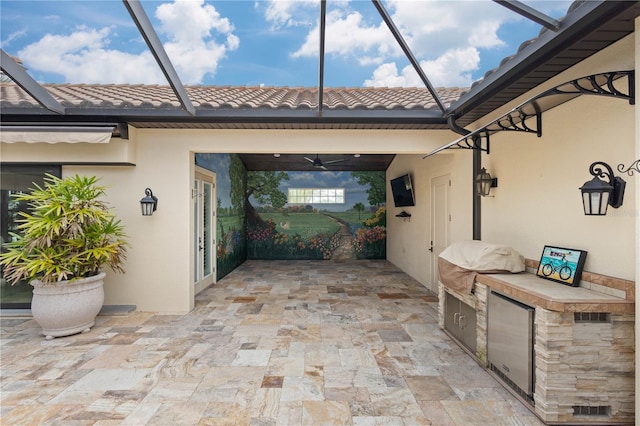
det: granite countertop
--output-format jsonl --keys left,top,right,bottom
{"left": 475, "top": 272, "right": 635, "bottom": 314}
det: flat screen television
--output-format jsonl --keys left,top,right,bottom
{"left": 390, "top": 174, "right": 415, "bottom": 207}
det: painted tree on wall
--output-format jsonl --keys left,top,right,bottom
{"left": 229, "top": 154, "right": 246, "bottom": 216}
{"left": 351, "top": 171, "right": 386, "bottom": 207}
{"left": 246, "top": 171, "right": 290, "bottom": 226}
{"left": 353, "top": 202, "right": 365, "bottom": 220}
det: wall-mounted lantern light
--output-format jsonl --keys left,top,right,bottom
{"left": 579, "top": 161, "right": 625, "bottom": 215}
{"left": 476, "top": 167, "right": 498, "bottom": 197}
{"left": 140, "top": 188, "right": 158, "bottom": 216}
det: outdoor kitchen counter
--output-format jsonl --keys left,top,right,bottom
{"left": 475, "top": 272, "right": 635, "bottom": 314}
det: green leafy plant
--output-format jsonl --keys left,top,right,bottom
{"left": 0, "top": 174, "right": 128, "bottom": 284}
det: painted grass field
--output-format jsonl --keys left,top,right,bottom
{"left": 258, "top": 212, "right": 343, "bottom": 238}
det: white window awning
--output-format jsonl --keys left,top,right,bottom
{"left": 0, "top": 126, "right": 115, "bottom": 144}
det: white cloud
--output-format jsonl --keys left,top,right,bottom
{"left": 467, "top": 20, "right": 504, "bottom": 48}
{"left": 262, "top": 0, "right": 317, "bottom": 29}
{"left": 18, "top": 26, "right": 165, "bottom": 84}
{"left": 364, "top": 47, "right": 480, "bottom": 88}
{"left": 1, "top": 29, "right": 27, "bottom": 49}
{"left": 17, "top": 0, "right": 238, "bottom": 84}
{"left": 155, "top": 0, "right": 239, "bottom": 83}
{"left": 363, "top": 63, "right": 406, "bottom": 88}
{"left": 292, "top": 10, "right": 396, "bottom": 64}
{"left": 286, "top": 0, "right": 513, "bottom": 87}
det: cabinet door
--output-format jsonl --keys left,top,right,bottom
{"left": 444, "top": 293, "right": 477, "bottom": 353}
{"left": 459, "top": 300, "right": 477, "bottom": 353}
{"left": 444, "top": 293, "right": 464, "bottom": 343}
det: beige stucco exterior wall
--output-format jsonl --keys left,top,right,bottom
{"left": 2, "top": 128, "right": 458, "bottom": 312}
{"left": 478, "top": 34, "right": 636, "bottom": 280}
{"left": 635, "top": 15, "right": 639, "bottom": 425}
{"left": 386, "top": 152, "right": 473, "bottom": 293}
{"left": 480, "top": 93, "right": 635, "bottom": 278}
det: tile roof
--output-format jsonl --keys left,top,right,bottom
{"left": 0, "top": 83, "right": 467, "bottom": 113}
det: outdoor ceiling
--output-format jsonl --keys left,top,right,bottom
{"left": 1, "top": 1, "right": 639, "bottom": 171}
{"left": 237, "top": 154, "right": 396, "bottom": 172}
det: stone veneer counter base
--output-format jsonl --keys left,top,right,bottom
{"left": 439, "top": 270, "right": 635, "bottom": 425}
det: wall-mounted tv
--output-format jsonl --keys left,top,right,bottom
{"left": 390, "top": 174, "right": 415, "bottom": 207}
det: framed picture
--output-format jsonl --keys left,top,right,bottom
{"left": 536, "top": 246, "right": 587, "bottom": 286}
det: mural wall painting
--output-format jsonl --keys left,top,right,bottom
{"left": 195, "top": 154, "right": 247, "bottom": 280}
{"left": 246, "top": 170, "right": 386, "bottom": 261}
{"left": 196, "top": 154, "right": 386, "bottom": 278}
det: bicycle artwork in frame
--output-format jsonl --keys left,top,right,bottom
{"left": 536, "top": 245, "right": 587, "bottom": 286}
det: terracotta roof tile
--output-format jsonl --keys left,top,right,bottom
{"left": 0, "top": 83, "right": 468, "bottom": 113}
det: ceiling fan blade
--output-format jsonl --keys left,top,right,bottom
{"left": 320, "top": 165, "right": 328, "bottom": 170}
{"left": 303, "top": 157, "right": 314, "bottom": 163}
{"left": 323, "top": 159, "right": 346, "bottom": 164}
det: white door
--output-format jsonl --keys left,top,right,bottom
{"left": 194, "top": 167, "right": 216, "bottom": 294}
{"left": 429, "top": 174, "right": 450, "bottom": 290}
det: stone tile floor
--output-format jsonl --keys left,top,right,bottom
{"left": 1, "top": 260, "right": 544, "bottom": 425}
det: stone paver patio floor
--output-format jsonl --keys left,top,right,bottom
{"left": 0, "top": 259, "right": 543, "bottom": 425}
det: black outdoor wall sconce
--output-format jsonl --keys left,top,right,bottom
{"left": 579, "top": 162, "right": 626, "bottom": 216}
{"left": 476, "top": 167, "right": 498, "bottom": 197}
{"left": 140, "top": 188, "right": 158, "bottom": 216}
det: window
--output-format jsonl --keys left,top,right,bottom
{"left": 288, "top": 188, "right": 345, "bottom": 204}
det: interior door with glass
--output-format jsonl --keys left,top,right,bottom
{"left": 194, "top": 167, "right": 216, "bottom": 294}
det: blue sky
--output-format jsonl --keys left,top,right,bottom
{"left": 1, "top": 0, "right": 571, "bottom": 88}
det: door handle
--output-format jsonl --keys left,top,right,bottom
{"left": 453, "top": 312, "right": 460, "bottom": 326}
{"left": 198, "top": 237, "right": 203, "bottom": 251}
{"left": 428, "top": 241, "right": 434, "bottom": 252}
{"left": 459, "top": 315, "right": 466, "bottom": 329}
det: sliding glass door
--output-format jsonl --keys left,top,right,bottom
{"left": 1, "top": 165, "right": 61, "bottom": 308}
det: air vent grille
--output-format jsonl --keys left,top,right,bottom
{"left": 573, "top": 405, "right": 610, "bottom": 416}
{"left": 574, "top": 312, "right": 610, "bottom": 323}
{"left": 489, "top": 363, "right": 534, "bottom": 405}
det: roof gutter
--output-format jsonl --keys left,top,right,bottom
{"left": 447, "top": 0, "right": 638, "bottom": 120}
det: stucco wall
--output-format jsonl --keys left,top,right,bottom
{"left": 386, "top": 152, "right": 473, "bottom": 293}
{"left": 477, "top": 34, "right": 636, "bottom": 281}
{"left": 635, "top": 16, "right": 639, "bottom": 418}
{"left": 480, "top": 94, "right": 635, "bottom": 280}
{"left": 1, "top": 128, "right": 457, "bottom": 312}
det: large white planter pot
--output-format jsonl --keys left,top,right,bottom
{"left": 31, "top": 272, "right": 105, "bottom": 340}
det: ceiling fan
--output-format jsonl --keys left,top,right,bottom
{"left": 303, "top": 154, "right": 346, "bottom": 170}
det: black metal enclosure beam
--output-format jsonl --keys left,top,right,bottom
{"left": 371, "top": 0, "right": 446, "bottom": 113}
{"left": 447, "top": 1, "right": 639, "bottom": 124}
{"left": 318, "top": 0, "right": 326, "bottom": 116}
{"left": 122, "top": 0, "right": 196, "bottom": 116}
{"left": 493, "top": 0, "right": 560, "bottom": 31}
{"left": 0, "top": 50, "right": 65, "bottom": 114}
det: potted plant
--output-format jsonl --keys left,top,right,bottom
{"left": 0, "top": 174, "right": 128, "bottom": 339}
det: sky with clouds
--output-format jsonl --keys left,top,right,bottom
{"left": 1, "top": 0, "right": 571, "bottom": 89}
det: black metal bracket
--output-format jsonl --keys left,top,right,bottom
{"left": 617, "top": 160, "right": 640, "bottom": 177}
{"left": 548, "top": 71, "right": 635, "bottom": 105}
{"left": 424, "top": 70, "right": 634, "bottom": 158}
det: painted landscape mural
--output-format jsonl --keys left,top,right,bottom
{"left": 196, "top": 153, "right": 387, "bottom": 278}
{"left": 195, "top": 154, "right": 247, "bottom": 280}
{"left": 246, "top": 169, "right": 386, "bottom": 260}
